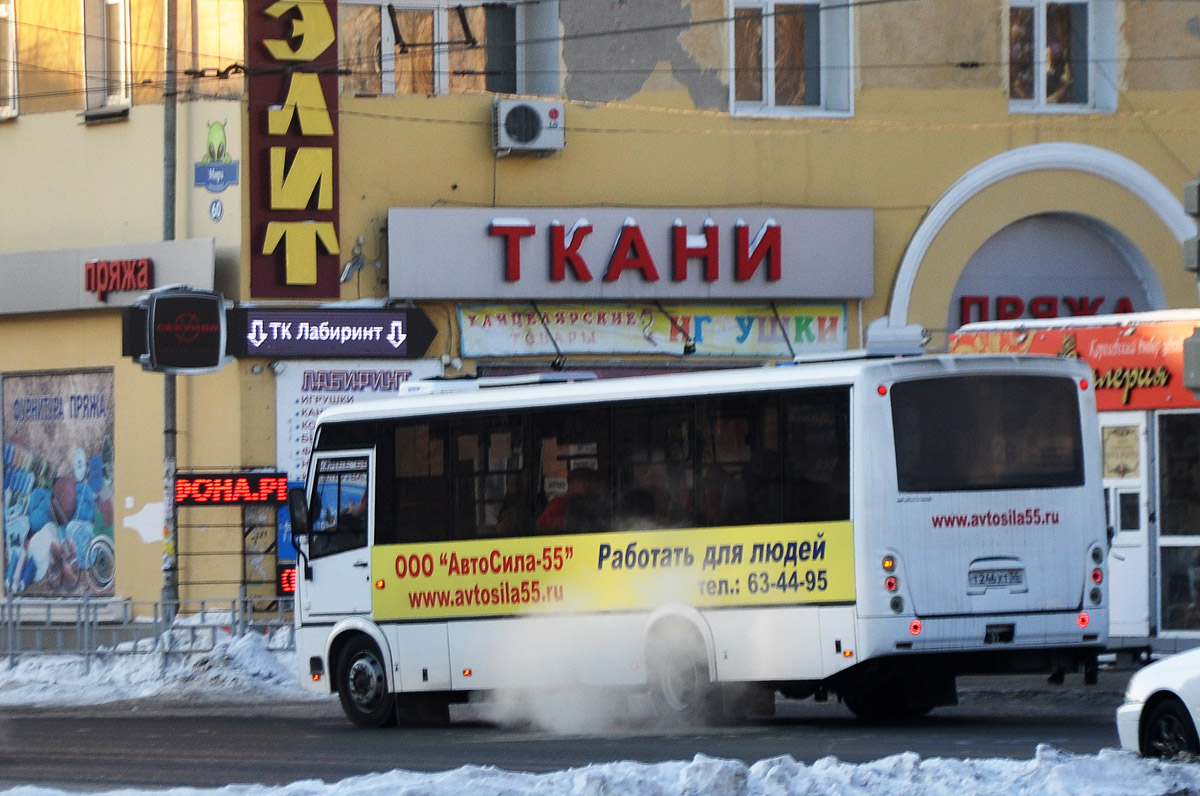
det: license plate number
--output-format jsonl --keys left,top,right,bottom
{"left": 969, "top": 569, "right": 1024, "bottom": 588}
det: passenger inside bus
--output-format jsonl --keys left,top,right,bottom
{"left": 536, "top": 467, "right": 608, "bottom": 534}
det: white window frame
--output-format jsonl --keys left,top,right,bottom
{"left": 1007, "top": 0, "right": 1115, "bottom": 114}
{"left": 341, "top": 1, "right": 559, "bottom": 97}
{"left": 0, "top": 2, "right": 16, "bottom": 120}
{"left": 729, "top": 0, "right": 852, "bottom": 118}
{"left": 82, "top": 0, "right": 131, "bottom": 116}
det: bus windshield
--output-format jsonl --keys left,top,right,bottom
{"left": 891, "top": 374, "right": 1084, "bottom": 492}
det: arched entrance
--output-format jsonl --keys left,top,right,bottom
{"left": 947, "top": 212, "right": 1160, "bottom": 332}
{"left": 880, "top": 142, "right": 1192, "bottom": 342}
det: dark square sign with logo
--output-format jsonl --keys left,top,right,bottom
{"left": 148, "top": 290, "right": 227, "bottom": 373}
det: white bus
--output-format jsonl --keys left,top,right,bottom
{"left": 287, "top": 353, "right": 1108, "bottom": 727}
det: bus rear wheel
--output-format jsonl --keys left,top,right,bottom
{"left": 337, "top": 637, "right": 396, "bottom": 728}
{"left": 843, "top": 681, "right": 935, "bottom": 721}
{"left": 648, "top": 629, "right": 717, "bottom": 724}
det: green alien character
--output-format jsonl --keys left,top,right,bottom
{"left": 200, "top": 120, "right": 232, "bottom": 165}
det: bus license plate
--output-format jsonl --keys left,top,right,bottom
{"left": 969, "top": 569, "right": 1024, "bottom": 588}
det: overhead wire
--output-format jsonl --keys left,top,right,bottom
{"left": 5, "top": 0, "right": 1200, "bottom": 138}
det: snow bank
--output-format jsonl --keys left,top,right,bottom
{"left": 2, "top": 747, "right": 1199, "bottom": 796}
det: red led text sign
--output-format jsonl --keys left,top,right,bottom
{"left": 175, "top": 473, "right": 289, "bottom": 506}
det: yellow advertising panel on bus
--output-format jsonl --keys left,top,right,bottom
{"left": 371, "top": 521, "right": 854, "bottom": 621}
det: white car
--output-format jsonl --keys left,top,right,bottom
{"left": 1117, "top": 647, "right": 1200, "bottom": 757}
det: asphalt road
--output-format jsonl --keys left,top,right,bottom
{"left": 0, "top": 669, "right": 1130, "bottom": 791}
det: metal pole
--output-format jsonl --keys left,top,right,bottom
{"left": 162, "top": 373, "right": 178, "bottom": 619}
{"left": 161, "top": 0, "right": 179, "bottom": 621}
{"left": 163, "top": 0, "right": 176, "bottom": 242}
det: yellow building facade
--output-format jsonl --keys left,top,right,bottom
{"left": 1, "top": 0, "right": 1199, "bottom": 638}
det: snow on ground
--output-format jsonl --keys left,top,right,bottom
{"left": 0, "top": 617, "right": 319, "bottom": 706}
{"left": 0, "top": 630, "right": 1198, "bottom": 796}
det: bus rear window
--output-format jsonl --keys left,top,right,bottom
{"left": 891, "top": 375, "right": 1083, "bottom": 492}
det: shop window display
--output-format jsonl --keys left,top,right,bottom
{"left": 1158, "top": 413, "right": 1200, "bottom": 630}
{"left": 2, "top": 371, "right": 116, "bottom": 597}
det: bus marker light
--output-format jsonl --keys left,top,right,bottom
{"left": 884, "top": 576, "right": 898, "bottom": 592}
{"left": 877, "top": 385, "right": 888, "bottom": 396}
{"left": 842, "top": 649, "right": 854, "bottom": 658}
{"left": 375, "top": 579, "right": 386, "bottom": 589}
{"left": 1079, "top": 379, "right": 1089, "bottom": 390}
{"left": 1091, "top": 568, "right": 1103, "bottom": 584}
{"left": 1077, "top": 612, "right": 1090, "bottom": 628}
{"left": 311, "top": 673, "right": 321, "bottom": 682}
{"left": 462, "top": 668, "right": 472, "bottom": 677}
{"left": 909, "top": 619, "right": 922, "bottom": 635}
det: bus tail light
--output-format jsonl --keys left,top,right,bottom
{"left": 1090, "top": 568, "right": 1103, "bottom": 584}
{"left": 884, "top": 576, "right": 899, "bottom": 592}
{"left": 1077, "top": 612, "right": 1090, "bottom": 628}
{"left": 909, "top": 619, "right": 922, "bottom": 635}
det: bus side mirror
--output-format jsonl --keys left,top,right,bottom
{"left": 288, "top": 487, "right": 310, "bottom": 536}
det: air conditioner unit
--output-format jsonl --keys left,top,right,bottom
{"left": 492, "top": 98, "right": 565, "bottom": 155}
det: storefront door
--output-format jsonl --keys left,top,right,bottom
{"left": 1156, "top": 412, "right": 1200, "bottom": 638}
{"left": 1101, "top": 412, "right": 1151, "bottom": 640}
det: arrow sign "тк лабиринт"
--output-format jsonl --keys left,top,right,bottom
{"left": 225, "top": 307, "right": 436, "bottom": 359}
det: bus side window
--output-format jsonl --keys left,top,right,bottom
{"left": 782, "top": 389, "right": 850, "bottom": 523}
{"left": 451, "top": 416, "right": 528, "bottom": 539}
{"left": 394, "top": 421, "right": 451, "bottom": 543}
{"left": 533, "top": 407, "right": 610, "bottom": 535}
{"left": 613, "top": 401, "right": 692, "bottom": 531}
{"left": 697, "top": 396, "right": 779, "bottom": 528}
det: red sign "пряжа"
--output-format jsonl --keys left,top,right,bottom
{"left": 85, "top": 258, "right": 154, "bottom": 302}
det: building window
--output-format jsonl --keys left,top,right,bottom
{"left": 731, "top": 1, "right": 851, "bottom": 116}
{"left": 341, "top": 1, "right": 528, "bottom": 97}
{"left": 0, "top": 2, "right": 15, "bottom": 119}
{"left": 83, "top": 0, "right": 130, "bottom": 115}
{"left": 1008, "top": 1, "right": 1115, "bottom": 112}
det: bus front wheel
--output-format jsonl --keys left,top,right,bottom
{"left": 337, "top": 636, "right": 397, "bottom": 728}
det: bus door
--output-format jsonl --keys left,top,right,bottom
{"left": 1100, "top": 412, "right": 1150, "bottom": 639}
{"left": 301, "top": 450, "right": 375, "bottom": 618}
